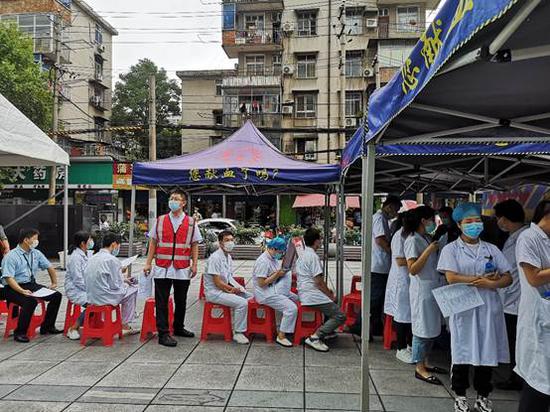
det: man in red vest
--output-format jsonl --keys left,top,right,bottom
{"left": 144, "top": 189, "right": 202, "bottom": 347}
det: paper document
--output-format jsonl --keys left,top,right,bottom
{"left": 432, "top": 283, "right": 485, "bottom": 318}
{"left": 138, "top": 272, "right": 153, "bottom": 298}
{"left": 120, "top": 255, "right": 139, "bottom": 268}
{"left": 31, "top": 288, "right": 57, "bottom": 298}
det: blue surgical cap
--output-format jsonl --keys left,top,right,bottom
{"left": 452, "top": 202, "right": 482, "bottom": 223}
{"left": 267, "top": 236, "right": 287, "bottom": 251}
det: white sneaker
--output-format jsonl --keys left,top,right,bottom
{"left": 305, "top": 336, "right": 329, "bottom": 352}
{"left": 407, "top": 345, "right": 413, "bottom": 353}
{"left": 276, "top": 336, "right": 292, "bottom": 347}
{"left": 396, "top": 348, "right": 414, "bottom": 364}
{"left": 67, "top": 329, "right": 80, "bottom": 340}
{"left": 233, "top": 333, "right": 250, "bottom": 345}
{"left": 474, "top": 396, "right": 493, "bottom": 412}
{"left": 454, "top": 396, "right": 470, "bottom": 412}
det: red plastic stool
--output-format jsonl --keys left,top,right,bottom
{"left": 199, "top": 275, "right": 206, "bottom": 300}
{"left": 63, "top": 300, "right": 82, "bottom": 336}
{"left": 341, "top": 293, "right": 361, "bottom": 328}
{"left": 0, "top": 300, "right": 9, "bottom": 321}
{"left": 80, "top": 304, "right": 123, "bottom": 346}
{"left": 293, "top": 302, "right": 323, "bottom": 345}
{"left": 140, "top": 296, "right": 175, "bottom": 341}
{"left": 383, "top": 314, "right": 398, "bottom": 350}
{"left": 200, "top": 302, "right": 232, "bottom": 342}
{"left": 232, "top": 276, "right": 245, "bottom": 287}
{"left": 4, "top": 300, "right": 46, "bottom": 339}
{"left": 350, "top": 275, "right": 361, "bottom": 294}
{"left": 291, "top": 273, "right": 298, "bottom": 294}
{"left": 247, "top": 298, "right": 276, "bottom": 343}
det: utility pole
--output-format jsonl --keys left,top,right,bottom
{"left": 148, "top": 74, "right": 157, "bottom": 232}
{"left": 48, "top": 16, "right": 61, "bottom": 205}
{"left": 374, "top": 54, "right": 381, "bottom": 90}
{"left": 337, "top": 0, "right": 347, "bottom": 154}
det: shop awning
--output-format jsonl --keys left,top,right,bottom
{"left": 292, "top": 194, "right": 360, "bottom": 209}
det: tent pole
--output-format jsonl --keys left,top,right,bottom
{"left": 63, "top": 165, "right": 69, "bottom": 270}
{"left": 360, "top": 142, "right": 375, "bottom": 412}
{"left": 276, "top": 195, "right": 280, "bottom": 229}
{"left": 222, "top": 195, "right": 227, "bottom": 218}
{"left": 323, "top": 191, "right": 330, "bottom": 279}
{"left": 128, "top": 186, "right": 136, "bottom": 262}
{"left": 335, "top": 187, "right": 342, "bottom": 296}
{"left": 337, "top": 181, "right": 345, "bottom": 303}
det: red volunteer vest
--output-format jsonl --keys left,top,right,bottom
{"left": 155, "top": 214, "right": 194, "bottom": 269}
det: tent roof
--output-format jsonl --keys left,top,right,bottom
{"left": 342, "top": 0, "right": 550, "bottom": 168}
{"left": 133, "top": 120, "right": 341, "bottom": 189}
{"left": 0, "top": 94, "right": 69, "bottom": 166}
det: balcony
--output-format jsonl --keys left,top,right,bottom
{"left": 222, "top": 69, "right": 281, "bottom": 89}
{"left": 89, "top": 95, "right": 108, "bottom": 111}
{"left": 222, "top": 0, "right": 284, "bottom": 12}
{"left": 223, "top": 113, "right": 282, "bottom": 128}
{"left": 222, "top": 29, "right": 282, "bottom": 58}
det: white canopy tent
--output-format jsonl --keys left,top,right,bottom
{"left": 0, "top": 93, "right": 70, "bottom": 264}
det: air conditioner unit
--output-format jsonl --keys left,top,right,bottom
{"left": 282, "top": 105, "right": 293, "bottom": 115}
{"left": 97, "top": 44, "right": 106, "bottom": 53}
{"left": 235, "top": 38, "right": 246, "bottom": 45}
{"left": 345, "top": 118, "right": 355, "bottom": 127}
{"left": 363, "top": 68, "right": 374, "bottom": 77}
{"left": 304, "top": 152, "right": 316, "bottom": 161}
{"left": 282, "top": 22, "right": 294, "bottom": 33}
{"left": 366, "top": 18, "right": 378, "bottom": 28}
{"left": 282, "top": 64, "right": 294, "bottom": 75}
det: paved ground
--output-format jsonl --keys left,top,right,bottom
{"left": 0, "top": 259, "right": 520, "bottom": 411}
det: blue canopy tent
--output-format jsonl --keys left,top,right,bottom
{"left": 340, "top": 0, "right": 550, "bottom": 409}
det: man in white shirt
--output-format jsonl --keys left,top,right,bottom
{"left": 144, "top": 189, "right": 203, "bottom": 347}
{"left": 296, "top": 228, "right": 346, "bottom": 352}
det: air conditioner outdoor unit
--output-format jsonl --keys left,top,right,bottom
{"left": 97, "top": 44, "right": 106, "bottom": 53}
{"left": 282, "top": 22, "right": 294, "bottom": 33}
{"left": 282, "top": 105, "right": 293, "bottom": 115}
{"left": 366, "top": 18, "right": 378, "bottom": 28}
{"left": 282, "top": 64, "right": 294, "bottom": 75}
{"left": 345, "top": 118, "right": 355, "bottom": 127}
{"left": 363, "top": 68, "right": 374, "bottom": 77}
{"left": 304, "top": 152, "right": 316, "bottom": 161}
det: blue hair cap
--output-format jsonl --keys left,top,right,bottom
{"left": 452, "top": 202, "right": 481, "bottom": 223}
{"left": 267, "top": 236, "right": 287, "bottom": 251}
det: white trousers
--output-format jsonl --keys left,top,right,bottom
{"left": 207, "top": 291, "right": 253, "bottom": 333}
{"left": 120, "top": 286, "right": 138, "bottom": 325}
{"left": 262, "top": 292, "right": 299, "bottom": 334}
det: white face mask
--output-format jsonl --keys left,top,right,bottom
{"left": 29, "top": 239, "right": 39, "bottom": 249}
{"left": 223, "top": 241, "right": 235, "bottom": 252}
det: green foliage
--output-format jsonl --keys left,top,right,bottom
{"left": 234, "top": 225, "right": 261, "bottom": 245}
{"left": 0, "top": 23, "right": 52, "bottom": 131}
{"left": 101, "top": 221, "right": 145, "bottom": 242}
{"left": 111, "top": 58, "right": 182, "bottom": 161}
{"left": 345, "top": 228, "right": 361, "bottom": 246}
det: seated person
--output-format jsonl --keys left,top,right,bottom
{"left": 65, "top": 230, "right": 94, "bottom": 340}
{"left": 2, "top": 228, "right": 63, "bottom": 342}
{"left": 253, "top": 237, "right": 298, "bottom": 348}
{"left": 296, "top": 228, "right": 346, "bottom": 352}
{"left": 205, "top": 230, "right": 252, "bottom": 344}
{"left": 85, "top": 232, "right": 138, "bottom": 334}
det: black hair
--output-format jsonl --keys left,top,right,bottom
{"left": 402, "top": 206, "right": 435, "bottom": 237}
{"left": 438, "top": 206, "right": 453, "bottom": 216}
{"left": 218, "top": 230, "right": 234, "bottom": 242}
{"left": 494, "top": 199, "right": 525, "bottom": 223}
{"left": 383, "top": 195, "right": 401, "bottom": 209}
{"left": 18, "top": 228, "right": 39, "bottom": 244}
{"left": 101, "top": 232, "right": 121, "bottom": 248}
{"left": 170, "top": 189, "right": 187, "bottom": 201}
{"left": 532, "top": 200, "right": 550, "bottom": 224}
{"left": 304, "top": 227, "right": 321, "bottom": 247}
{"left": 69, "top": 230, "right": 91, "bottom": 254}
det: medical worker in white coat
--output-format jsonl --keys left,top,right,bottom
{"left": 403, "top": 206, "right": 445, "bottom": 385}
{"left": 384, "top": 212, "right": 413, "bottom": 364}
{"left": 205, "top": 230, "right": 252, "bottom": 345}
{"left": 515, "top": 200, "right": 550, "bottom": 412}
{"left": 253, "top": 237, "right": 298, "bottom": 348}
{"left": 437, "top": 203, "right": 512, "bottom": 412}
{"left": 65, "top": 230, "right": 94, "bottom": 340}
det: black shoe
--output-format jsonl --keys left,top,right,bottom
{"left": 40, "top": 327, "right": 63, "bottom": 335}
{"left": 158, "top": 334, "right": 177, "bottom": 347}
{"left": 496, "top": 378, "right": 523, "bottom": 391}
{"left": 173, "top": 328, "right": 195, "bottom": 338}
{"left": 14, "top": 335, "right": 30, "bottom": 343}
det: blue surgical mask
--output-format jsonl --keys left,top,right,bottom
{"left": 274, "top": 252, "right": 283, "bottom": 260}
{"left": 424, "top": 221, "right": 436, "bottom": 234}
{"left": 112, "top": 246, "right": 120, "bottom": 257}
{"left": 168, "top": 200, "right": 181, "bottom": 212}
{"left": 87, "top": 240, "right": 95, "bottom": 250}
{"left": 462, "top": 222, "right": 484, "bottom": 239}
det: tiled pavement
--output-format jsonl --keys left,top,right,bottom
{"left": 0, "top": 259, "right": 520, "bottom": 411}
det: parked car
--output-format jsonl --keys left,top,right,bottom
{"left": 197, "top": 218, "right": 238, "bottom": 235}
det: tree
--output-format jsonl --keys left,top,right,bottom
{"left": 111, "top": 59, "right": 182, "bottom": 160}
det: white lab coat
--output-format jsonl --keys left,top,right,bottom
{"left": 371, "top": 210, "right": 392, "bottom": 274}
{"left": 437, "top": 238, "right": 512, "bottom": 366}
{"left": 85, "top": 249, "right": 128, "bottom": 306}
{"left": 404, "top": 232, "right": 442, "bottom": 339}
{"left": 296, "top": 247, "right": 332, "bottom": 306}
{"left": 384, "top": 228, "right": 411, "bottom": 323}
{"left": 514, "top": 223, "right": 550, "bottom": 395}
{"left": 498, "top": 226, "right": 528, "bottom": 315}
{"left": 65, "top": 248, "right": 89, "bottom": 306}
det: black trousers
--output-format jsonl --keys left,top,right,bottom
{"left": 504, "top": 312, "right": 522, "bottom": 382}
{"left": 4, "top": 282, "right": 62, "bottom": 336}
{"left": 370, "top": 272, "right": 388, "bottom": 336}
{"left": 154, "top": 278, "right": 190, "bottom": 336}
{"left": 394, "top": 321, "right": 412, "bottom": 350}
{"left": 451, "top": 364, "right": 493, "bottom": 397}
{"left": 519, "top": 382, "right": 550, "bottom": 412}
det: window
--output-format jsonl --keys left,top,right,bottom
{"left": 1, "top": 14, "right": 55, "bottom": 54}
{"left": 378, "top": 8, "right": 389, "bottom": 17}
{"left": 345, "top": 8, "right": 364, "bottom": 35}
{"left": 94, "top": 55, "right": 104, "bottom": 81}
{"left": 295, "top": 93, "right": 316, "bottom": 118}
{"left": 295, "top": 138, "right": 318, "bottom": 161}
{"left": 345, "top": 91, "right": 363, "bottom": 118}
{"left": 296, "top": 54, "right": 316, "bottom": 78}
{"left": 273, "top": 54, "right": 282, "bottom": 75}
{"left": 345, "top": 51, "right": 363, "bottom": 77}
{"left": 245, "top": 55, "right": 265, "bottom": 75}
{"left": 397, "top": 6, "right": 419, "bottom": 32}
{"left": 95, "top": 23, "right": 103, "bottom": 44}
{"left": 244, "top": 14, "right": 264, "bottom": 30}
{"left": 215, "top": 79, "right": 222, "bottom": 96}
{"left": 378, "top": 39, "right": 416, "bottom": 67}
{"left": 213, "top": 110, "right": 223, "bottom": 125}
{"left": 297, "top": 11, "right": 317, "bottom": 36}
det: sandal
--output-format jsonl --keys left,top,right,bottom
{"left": 415, "top": 371, "right": 443, "bottom": 385}
{"left": 425, "top": 366, "right": 448, "bottom": 374}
